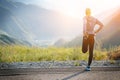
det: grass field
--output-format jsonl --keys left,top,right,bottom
{"left": 0, "top": 45, "right": 119, "bottom": 62}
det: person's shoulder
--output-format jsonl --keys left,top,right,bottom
{"left": 91, "top": 16, "right": 98, "bottom": 22}
{"left": 91, "top": 16, "right": 97, "bottom": 20}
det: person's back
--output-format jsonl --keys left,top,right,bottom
{"left": 83, "top": 16, "right": 98, "bottom": 34}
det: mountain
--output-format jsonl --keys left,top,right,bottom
{"left": 54, "top": 38, "right": 68, "bottom": 47}
{"left": 97, "top": 7, "right": 120, "bottom": 48}
{"left": 64, "top": 36, "right": 82, "bottom": 47}
{"left": 0, "top": 0, "right": 81, "bottom": 46}
{"left": 0, "top": 0, "right": 33, "bottom": 45}
{"left": 0, "top": 33, "right": 30, "bottom": 45}
{"left": 0, "top": 28, "right": 30, "bottom": 45}
{"left": 54, "top": 36, "right": 83, "bottom": 47}
{"left": 11, "top": 0, "right": 81, "bottom": 40}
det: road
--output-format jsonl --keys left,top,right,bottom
{"left": 0, "top": 67, "right": 120, "bottom": 80}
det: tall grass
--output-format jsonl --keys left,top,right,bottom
{"left": 0, "top": 45, "right": 110, "bottom": 62}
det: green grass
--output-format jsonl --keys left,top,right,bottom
{"left": 0, "top": 45, "right": 113, "bottom": 62}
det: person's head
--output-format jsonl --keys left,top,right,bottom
{"left": 85, "top": 8, "right": 91, "bottom": 16}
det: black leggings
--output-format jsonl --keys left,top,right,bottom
{"left": 82, "top": 34, "right": 95, "bottom": 66}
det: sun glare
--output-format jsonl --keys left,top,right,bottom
{"left": 41, "top": 0, "right": 120, "bottom": 18}
{"left": 54, "top": 0, "right": 81, "bottom": 18}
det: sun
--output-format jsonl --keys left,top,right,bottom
{"left": 53, "top": 0, "right": 81, "bottom": 18}
{"left": 61, "top": 7, "right": 80, "bottom": 18}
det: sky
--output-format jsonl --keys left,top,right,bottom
{"left": 18, "top": 0, "right": 120, "bottom": 18}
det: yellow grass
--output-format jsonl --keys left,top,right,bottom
{"left": 0, "top": 45, "right": 110, "bottom": 62}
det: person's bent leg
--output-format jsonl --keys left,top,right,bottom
{"left": 82, "top": 36, "right": 88, "bottom": 53}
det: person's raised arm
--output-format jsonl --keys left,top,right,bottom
{"left": 95, "top": 19, "right": 104, "bottom": 34}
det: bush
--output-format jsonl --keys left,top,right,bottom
{"left": 108, "top": 50, "right": 120, "bottom": 60}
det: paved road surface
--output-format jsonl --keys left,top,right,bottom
{"left": 0, "top": 67, "right": 120, "bottom": 80}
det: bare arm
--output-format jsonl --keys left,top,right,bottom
{"left": 95, "top": 19, "right": 104, "bottom": 34}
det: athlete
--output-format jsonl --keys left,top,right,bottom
{"left": 82, "top": 8, "right": 104, "bottom": 71}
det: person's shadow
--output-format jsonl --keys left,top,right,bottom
{"left": 61, "top": 70, "right": 86, "bottom": 80}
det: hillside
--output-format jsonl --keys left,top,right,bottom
{"left": 0, "top": 0, "right": 81, "bottom": 46}
{"left": 0, "top": 0, "right": 32, "bottom": 45}
{"left": 0, "top": 33, "right": 30, "bottom": 45}
{"left": 54, "top": 38, "right": 68, "bottom": 47}
{"left": 97, "top": 7, "right": 120, "bottom": 48}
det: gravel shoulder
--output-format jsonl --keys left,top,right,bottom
{"left": 0, "top": 60, "right": 120, "bottom": 69}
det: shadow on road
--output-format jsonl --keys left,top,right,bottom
{"left": 61, "top": 70, "right": 86, "bottom": 80}
{"left": 0, "top": 69, "right": 27, "bottom": 76}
